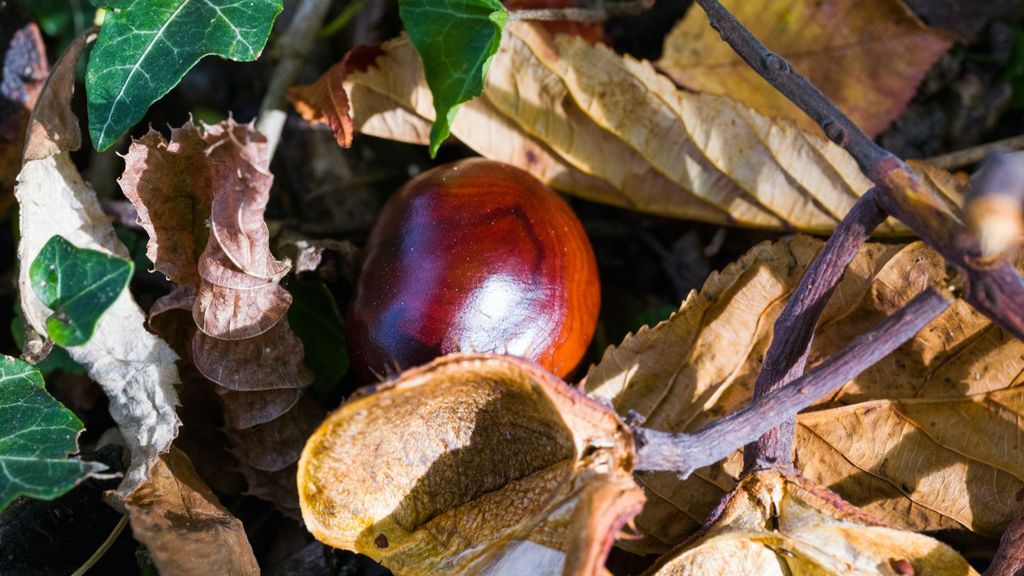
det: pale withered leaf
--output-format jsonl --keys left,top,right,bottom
{"left": 15, "top": 32, "right": 180, "bottom": 497}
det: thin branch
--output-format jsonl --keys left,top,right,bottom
{"left": 635, "top": 286, "right": 953, "bottom": 478}
{"left": 743, "top": 188, "right": 887, "bottom": 474}
{"left": 693, "top": 0, "right": 1024, "bottom": 342}
{"left": 508, "top": 0, "right": 654, "bottom": 23}
{"left": 985, "top": 514, "right": 1024, "bottom": 576}
{"left": 928, "top": 134, "right": 1024, "bottom": 170}
{"left": 255, "top": 0, "right": 335, "bottom": 158}
{"left": 70, "top": 515, "right": 128, "bottom": 576}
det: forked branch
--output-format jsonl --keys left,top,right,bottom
{"left": 635, "top": 286, "right": 953, "bottom": 478}
{"left": 743, "top": 188, "right": 887, "bottom": 473}
{"left": 693, "top": 0, "right": 1024, "bottom": 342}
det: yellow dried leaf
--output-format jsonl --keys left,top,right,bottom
{"left": 647, "top": 471, "right": 976, "bottom": 575}
{"left": 584, "top": 237, "right": 1024, "bottom": 552}
{"left": 659, "top": 0, "right": 954, "bottom": 137}
{"left": 298, "top": 353, "right": 644, "bottom": 575}
{"left": 322, "top": 22, "right": 962, "bottom": 232}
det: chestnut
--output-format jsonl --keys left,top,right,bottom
{"left": 347, "top": 158, "right": 600, "bottom": 380}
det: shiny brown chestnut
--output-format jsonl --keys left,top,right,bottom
{"left": 347, "top": 158, "right": 600, "bottom": 380}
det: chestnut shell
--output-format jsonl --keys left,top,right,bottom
{"left": 347, "top": 158, "right": 600, "bottom": 380}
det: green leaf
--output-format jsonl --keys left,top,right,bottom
{"left": 399, "top": 0, "right": 508, "bottom": 157}
{"left": 287, "top": 280, "right": 348, "bottom": 399}
{"left": 0, "top": 355, "right": 104, "bottom": 511}
{"left": 29, "top": 236, "right": 133, "bottom": 347}
{"left": 85, "top": 0, "right": 283, "bottom": 151}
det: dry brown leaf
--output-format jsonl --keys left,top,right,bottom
{"left": 122, "top": 119, "right": 315, "bottom": 509}
{"left": 288, "top": 55, "right": 356, "bottom": 148}
{"left": 15, "top": 31, "right": 181, "bottom": 497}
{"left": 658, "top": 0, "right": 954, "bottom": 137}
{"left": 298, "top": 353, "right": 644, "bottom": 576}
{"left": 314, "top": 22, "right": 964, "bottom": 232}
{"left": 647, "top": 471, "right": 976, "bottom": 575}
{"left": 125, "top": 447, "right": 259, "bottom": 576}
{"left": 584, "top": 236, "right": 1024, "bottom": 552}
{"left": 0, "top": 5, "right": 48, "bottom": 212}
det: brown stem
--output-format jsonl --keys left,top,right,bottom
{"left": 693, "top": 0, "right": 1024, "bottom": 342}
{"left": 635, "top": 286, "right": 953, "bottom": 478}
{"left": 508, "top": 0, "right": 654, "bottom": 23}
{"left": 985, "top": 514, "right": 1024, "bottom": 576}
{"left": 928, "top": 134, "right": 1024, "bottom": 170}
{"left": 255, "top": 0, "right": 334, "bottom": 157}
{"left": 743, "top": 188, "right": 887, "bottom": 474}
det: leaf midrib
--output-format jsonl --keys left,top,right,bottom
{"left": 96, "top": 0, "right": 190, "bottom": 145}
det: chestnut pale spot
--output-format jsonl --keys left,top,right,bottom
{"left": 348, "top": 158, "right": 600, "bottom": 380}
{"left": 374, "top": 533, "right": 389, "bottom": 549}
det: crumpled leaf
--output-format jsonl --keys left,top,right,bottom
{"left": 29, "top": 235, "right": 133, "bottom": 347}
{"left": 15, "top": 31, "right": 180, "bottom": 497}
{"left": 0, "top": 2, "right": 48, "bottom": 212}
{"left": 0, "top": 355, "right": 106, "bottom": 510}
{"left": 658, "top": 0, "right": 954, "bottom": 137}
{"left": 299, "top": 353, "right": 644, "bottom": 576}
{"left": 125, "top": 447, "right": 259, "bottom": 576}
{"left": 584, "top": 236, "right": 1024, "bottom": 552}
{"left": 647, "top": 471, "right": 976, "bottom": 575}
{"left": 310, "top": 22, "right": 963, "bottom": 232}
{"left": 120, "top": 118, "right": 316, "bottom": 510}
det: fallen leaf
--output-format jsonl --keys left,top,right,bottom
{"left": 120, "top": 118, "right": 316, "bottom": 509}
{"left": 658, "top": 0, "right": 955, "bottom": 137}
{"left": 647, "top": 471, "right": 976, "bottom": 575}
{"left": 125, "top": 447, "right": 259, "bottom": 575}
{"left": 15, "top": 31, "right": 181, "bottom": 497}
{"left": 0, "top": 1, "right": 48, "bottom": 213}
{"left": 311, "top": 22, "right": 963, "bottom": 232}
{"left": 298, "top": 353, "right": 644, "bottom": 575}
{"left": 288, "top": 55, "right": 355, "bottom": 149}
{"left": 584, "top": 236, "right": 1024, "bottom": 552}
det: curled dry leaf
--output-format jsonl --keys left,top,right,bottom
{"left": 297, "top": 22, "right": 963, "bottom": 233}
{"left": 658, "top": 0, "right": 954, "bottom": 138}
{"left": 584, "top": 236, "right": 1024, "bottom": 552}
{"left": 647, "top": 471, "right": 976, "bottom": 575}
{"left": 120, "top": 119, "right": 315, "bottom": 509}
{"left": 125, "top": 447, "right": 259, "bottom": 576}
{"left": 15, "top": 31, "right": 180, "bottom": 497}
{"left": 298, "top": 353, "right": 644, "bottom": 576}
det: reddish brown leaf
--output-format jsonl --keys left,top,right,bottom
{"left": 288, "top": 57, "right": 355, "bottom": 149}
{"left": 0, "top": 1, "right": 48, "bottom": 212}
{"left": 125, "top": 447, "right": 259, "bottom": 576}
{"left": 193, "top": 319, "right": 312, "bottom": 392}
{"left": 230, "top": 394, "right": 321, "bottom": 471}
{"left": 218, "top": 387, "right": 303, "bottom": 429}
{"left": 119, "top": 126, "right": 213, "bottom": 287}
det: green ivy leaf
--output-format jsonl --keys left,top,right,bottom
{"left": 399, "top": 0, "right": 508, "bottom": 157}
{"left": 287, "top": 280, "right": 348, "bottom": 399}
{"left": 85, "top": 0, "right": 283, "bottom": 151}
{"left": 0, "top": 355, "right": 105, "bottom": 511}
{"left": 29, "top": 236, "right": 133, "bottom": 347}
